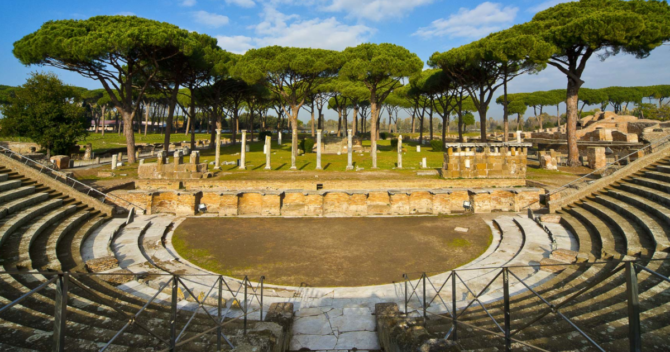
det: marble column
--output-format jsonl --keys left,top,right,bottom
{"left": 265, "top": 136, "right": 271, "bottom": 170}
{"left": 214, "top": 129, "right": 221, "bottom": 170}
{"left": 346, "top": 129, "right": 353, "bottom": 170}
{"left": 290, "top": 129, "right": 297, "bottom": 170}
{"left": 278, "top": 131, "right": 282, "bottom": 146}
{"left": 111, "top": 154, "right": 117, "bottom": 170}
{"left": 239, "top": 130, "right": 246, "bottom": 170}
{"left": 397, "top": 135, "right": 403, "bottom": 169}
{"left": 316, "top": 129, "right": 323, "bottom": 170}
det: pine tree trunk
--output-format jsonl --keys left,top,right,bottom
{"left": 123, "top": 110, "right": 137, "bottom": 164}
{"left": 566, "top": 78, "right": 581, "bottom": 166}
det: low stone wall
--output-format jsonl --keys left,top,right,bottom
{"left": 110, "top": 187, "right": 541, "bottom": 216}
{"left": 134, "top": 178, "right": 527, "bottom": 191}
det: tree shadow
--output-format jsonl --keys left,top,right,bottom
{"left": 299, "top": 162, "right": 311, "bottom": 170}
{"left": 275, "top": 163, "right": 287, "bottom": 170}
{"left": 323, "top": 163, "right": 331, "bottom": 170}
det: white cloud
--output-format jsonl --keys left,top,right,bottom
{"left": 226, "top": 0, "right": 256, "bottom": 7}
{"left": 180, "top": 0, "right": 196, "bottom": 7}
{"left": 192, "top": 10, "right": 230, "bottom": 28}
{"left": 527, "top": 0, "right": 576, "bottom": 13}
{"left": 116, "top": 11, "right": 136, "bottom": 16}
{"left": 413, "top": 2, "right": 517, "bottom": 39}
{"left": 322, "top": 0, "right": 433, "bottom": 21}
{"left": 215, "top": 6, "right": 373, "bottom": 53}
{"left": 216, "top": 35, "right": 255, "bottom": 54}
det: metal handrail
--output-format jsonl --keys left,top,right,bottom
{"left": 0, "top": 272, "right": 265, "bottom": 352}
{"left": 0, "top": 144, "right": 145, "bottom": 213}
{"left": 402, "top": 258, "right": 670, "bottom": 352}
{"left": 547, "top": 133, "right": 670, "bottom": 197}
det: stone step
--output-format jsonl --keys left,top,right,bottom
{"left": 630, "top": 175, "right": 670, "bottom": 195}
{"left": 81, "top": 218, "right": 127, "bottom": 263}
{"left": 0, "top": 198, "right": 63, "bottom": 250}
{"left": 603, "top": 189, "right": 670, "bottom": 252}
{"left": 0, "top": 186, "right": 35, "bottom": 204}
{"left": 580, "top": 198, "right": 643, "bottom": 256}
{"left": 0, "top": 172, "right": 8, "bottom": 182}
{"left": 0, "top": 193, "right": 49, "bottom": 220}
{"left": 28, "top": 210, "right": 88, "bottom": 270}
{"left": 111, "top": 216, "right": 153, "bottom": 271}
{"left": 565, "top": 205, "right": 619, "bottom": 259}
{"left": 619, "top": 181, "right": 670, "bottom": 210}
{"left": 656, "top": 164, "right": 670, "bottom": 174}
{"left": 14, "top": 205, "right": 78, "bottom": 269}
{"left": 139, "top": 215, "right": 175, "bottom": 265}
{"left": 642, "top": 170, "right": 670, "bottom": 184}
{"left": 556, "top": 211, "right": 598, "bottom": 261}
{"left": 0, "top": 179, "right": 21, "bottom": 192}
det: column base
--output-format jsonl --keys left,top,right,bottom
{"left": 346, "top": 166, "right": 354, "bottom": 170}
{"left": 289, "top": 166, "right": 297, "bottom": 170}
{"left": 265, "top": 166, "right": 272, "bottom": 170}
{"left": 315, "top": 167, "right": 323, "bottom": 170}
{"left": 239, "top": 167, "right": 246, "bottom": 170}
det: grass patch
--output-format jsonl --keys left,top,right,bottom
{"left": 450, "top": 238, "right": 470, "bottom": 247}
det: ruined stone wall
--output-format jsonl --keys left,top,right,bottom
{"left": 442, "top": 143, "right": 530, "bottom": 179}
{"left": 110, "top": 187, "right": 541, "bottom": 216}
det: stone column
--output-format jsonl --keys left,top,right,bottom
{"left": 239, "top": 130, "right": 247, "bottom": 170}
{"left": 265, "top": 136, "right": 271, "bottom": 170}
{"left": 316, "top": 129, "right": 323, "bottom": 170}
{"left": 174, "top": 151, "right": 183, "bottom": 167}
{"left": 117, "top": 152, "right": 123, "bottom": 162}
{"left": 214, "top": 129, "right": 221, "bottom": 169}
{"left": 290, "top": 129, "right": 297, "bottom": 170}
{"left": 278, "top": 131, "right": 282, "bottom": 146}
{"left": 422, "top": 157, "right": 427, "bottom": 169}
{"left": 111, "top": 154, "right": 117, "bottom": 170}
{"left": 397, "top": 135, "right": 403, "bottom": 169}
{"left": 190, "top": 151, "right": 199, "bottom": 164}
{"left": 346, "top": 129, "right": 353, "bottom": 170}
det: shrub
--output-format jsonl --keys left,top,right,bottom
{"left": 258, "top": 131, "right": 272, "bottom": 141}
{"left": 300, "top": 138, "right": 315, "bottom": 153}
{"left": 430, "top": 139, "right": 443, "bottom": 152}
{"left": 390, "top": 138, "right": 398, "bottom": 148}
{"left": 379, "top": 132, "right": 388, "bottom": 140}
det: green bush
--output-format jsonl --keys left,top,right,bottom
{"left": 390, "top": 138, "right": 398, "bottom": 148}
{"left": 430, "top": 139, "right": 443, "bottom": 152}
{"left": 379, "top": 132, "right": 388, "bottom": 140}
{"left": 300, "top": 138, "right": 315, "bottom": 153}
{"left": 258, "top": 131, "right": 272, "bottom": 140}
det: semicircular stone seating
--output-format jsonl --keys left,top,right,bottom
{"left": 0, "top": 162, "right": 285, "bottom": 351}
{"left": 3, "top": 150, "right": 670, "bottom": 351}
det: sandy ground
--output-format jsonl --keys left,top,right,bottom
{"left": 172, "top": 215, "right": 492, "bottom": 287}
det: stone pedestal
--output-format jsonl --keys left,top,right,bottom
{"left": 587, "top": 147, "right": 606, "bottom": 169}
{"left": 265, "top": 136, "right": 271, "bottom": 170}
{"left": 83, "top": 143, "right": 93, "bottom": 160}
{"left": 214, "top": 129, "right": 221, "bottom": 169}
{"left": 316, "top": 130, "right": 322, "bottom": 170}
{"left": 421, "top": 157, "right": 427, "bottom": 169}
{"left": 397, "top": 135, "right": 403, "bottom": 169}
{"left": 111, "top": 155, "right": 118, "bottom": 170}
{"left": 117, "top": 152, "right": 123, "bottom": 162}
{"left": 346, "top": 129, "right": 353, "bottom": 170}
{"left": 290, "top": 129, "right": 297, "bottom": 170}
{"left": 173, "top": 151, "right": 183, "bottom": 166}
{"left": 239, "top": 130, "right": 247, "bottom": 170}
{"left": 540, "top": 155, "right": 558, "bottom": 170}
{"left": 190, "top": 151, "right": 199, "bottom": 164}
{"left": 51, "top": 155, "right": 70, "bottom": 170}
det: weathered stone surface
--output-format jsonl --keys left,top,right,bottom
{"left": 334, "top": 332, "right": 379, "bottom": 350}
{"left": 587, "top": 147, "right": 607, "bottom": 169}
{"left": 443, "top": 142, "right": 530, "bottom": 179}
{"left": 454, "top": 227, "right": 469, "bottom": 233}
{"left": 289, "top": 334, "right": 337, "bottom": 351}
{"left": 539, "top": 257, "right": 567, "bottom": 273}
{"left": 292, "top": 315, "right": 332, "bottom": 335}
{"left": 540, "top": 154, "right": 558, "bottom": 170}
{"left": 50, "top": 155, "right": 70, "bottom": 170}
{"left": 540, "top": 214, "right": 561, "bottom": 223}
{"left": 551, "top": 249, "right": 579, "bottom": 263}
{"left": 86, "top": 256, "right": 118, "bottom": 272}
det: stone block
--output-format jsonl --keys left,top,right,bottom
{"left": 551, "top": 249, "right": 579, "bottom": 263}
{"left": 239, "top": 193, "right": 262, "bottom": 215}
{"left": 540, "top": 214, "right": 561, "bottom": 223}
{"left": 587, "top": 147, "right": 606, "bottom": 169}
{"left": 305, "top": 194, "right": 324, "bottom": 216}
{"left": 539, "top": 155, "right": 558, "bottom": 171}
{"left": 262, "top": 194, "right": 281, "bottom": 216}
{"left": 323, "top": 192, "right": 349, "bottom": 216}
{"left": 50, "top": 155, "right": 70, "bottom": 169}
{"left": 86, "top": 256, "right": 119, "bottom": 272}
{"left": 218, "top": 194, "right": 239, "bottom": 216}
{"left": 367, "top": 191, "right": 391, "bottom": 215}
{"left": 282, "top": 192, "right": 306, "bottom": 216}
{"left": 348, "top": 193, "right": 368, "bottom": 216}
{"left": 390, "top": 193, "right": 410, "bottom": 215}
{"left": 539, "top": 257, "right": 567, "bottom": 273}
{"left": 409, "top": 191, "right": 432, "bottom": 214}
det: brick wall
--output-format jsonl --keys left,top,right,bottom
{"left": 110, "top": 187, "right": 541, "bottom": 216}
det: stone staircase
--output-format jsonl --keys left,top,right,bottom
{"left": 415, "top": 157, "right": 670, "bottom": 351}
{"left": 0, "top": 163, "right": 287, "bottom": 351}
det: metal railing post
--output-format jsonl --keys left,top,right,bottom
{"left": 217, "top": 276, "right": 222, "bottom": 351}
{"left": 260, "top": 276, "right": 264, "bottom": 321}
{"left": 503, "top": 268, "right": 511, "bottom": 352}
{"left": 244, "top": 276, "right": 248, "bottom": 335}
{"left": 170, "top": 276, "right": 178, "bottom": 352}
{"left": 422, "top": 272, "right": 427, "bottom": 322}
{"left": 404, "top": 274, "right": 408, "bottom": 314}
{"left": 452, "top": 271, "right": 457, "bottom": 341}
{"left": 53, "top": 273, "right": 68, "bottom": 352}
{"left": 626, "top": 262, "right": 641, "bottom": 352}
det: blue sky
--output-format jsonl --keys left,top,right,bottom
{"left": 1, "top": 0, "right": 669, "bottom": 121}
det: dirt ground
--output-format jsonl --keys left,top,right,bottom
{"left": 172, "top": 215, "right": 492, "bottom": 287}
